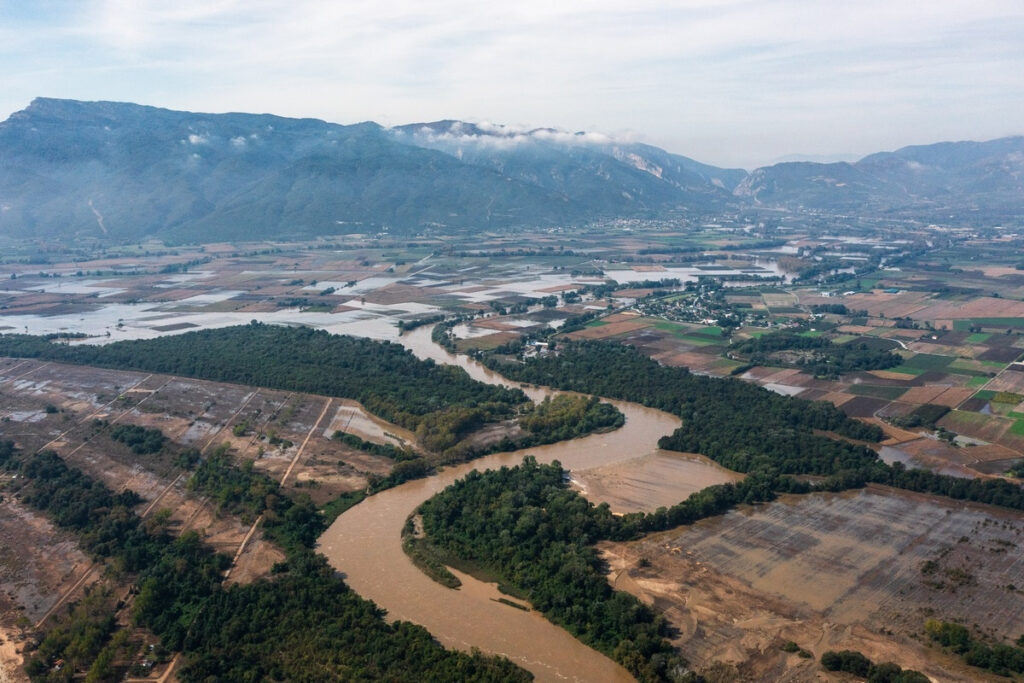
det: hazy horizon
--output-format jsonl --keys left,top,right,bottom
{"left": 2, "top": 1, "right": 1021, "bottom": 168}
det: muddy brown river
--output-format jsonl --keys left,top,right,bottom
{"left": 319, "top": 327, "right": 709, "bottom": 681}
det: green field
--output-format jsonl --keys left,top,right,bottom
{"left": 847, "top": 384, "right": 908, "bottom": 400}
{"left": 966, "top": 333, "right": 992, "bottom": 343}
{"left": 648, "top": 320, "right": 723, "bottom": 340}
{"left": 649, "top": 320, "right": 693, "bottom": 336}
{"left": 888, "top": 365, "right": 927, "bottom": 376}
{"left": 948, "top": 358, "right": 1006, "bottom": 377}
{"left": 902, "top": 353, "right": 954, "bottom": 371}
{"left": 954, "top": 317, "right": 1024, "bottom": 331}
{"left": 677, "top": 334, "right": 722, "bottom": 347}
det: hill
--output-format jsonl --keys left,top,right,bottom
{"left": 1, "top": 98, "right": 1020, "bottom": 243}
{"left": 0, "top": 99, "right": 740, "bottom": 242}
{"left": 735, "top": 136, "right": 1024, "bottom": 221}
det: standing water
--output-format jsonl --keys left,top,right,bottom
{"left": 319, "top": 326, "right": 691, "bottom": 681}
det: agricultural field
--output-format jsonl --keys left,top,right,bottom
{"left": 602, "top": 486, "right": 1024, "bottom": 681}
{"left": 5, "top": 224, "right": 1024, "bottom": 680}
{"left": 0, "top": 357, "right": 414, "bottom": 677}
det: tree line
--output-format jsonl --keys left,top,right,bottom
{"left": 418, "top": 457, "right": 695, "bottom": 682}
{"left": 0, "top": 323, "right": 527, "bottom": 438}
{"left": 2, "top": 442, "right": 530, "bottom": 682}
{"left": 483, "top": 341, "right": 1024, "bottom": 513}
{"left": 730, "top": 332, "right": 902, "bottom": 378}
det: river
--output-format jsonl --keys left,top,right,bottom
{"left": 318, "top": 326, "right": 695, "bottom": 682}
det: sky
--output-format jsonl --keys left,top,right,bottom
{"left": 1, "top": 0, "right": 1021, "bottom": 168}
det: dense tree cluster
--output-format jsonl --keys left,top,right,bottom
{"left": 395, "top": 313, "right": 446, "bottom": 333}
{"left": 518, "top": 395, "right": 624, "bottom": 444}
{"left": 485, "top": 341, "right": 882, "bottom": 472}
{"left": 520, "top": 395, "right": 622, "bottom": 438}
{"left": 484, "top": 341, "right": 1024, "bottom": 512}
{"left": 108, "top": 423, "right": 166, "bottom": 454}
{"left": 866, "top": 462, "right": 1024, "bottom": 510}
{"left": 8, "top": 450, "right": 228, "bottom": 676}
{"left": 25, "top": 586, "right": 121, "bottom": 682}
{"left": 820, "top": 650, "right": 927, "bottom": 682}
{"left": 731, "top": 333, "right": 902, "bottom": 378}
{"left": 8, "top": 446, "right": 531, "bottom": 681}
{"left": 332, "top": 431, "right": 417, "bottom": 461}
{"left": 0, "top": 324, "right": 527, "bottom": 435}
{"left": 810, "top": 303, "right": 853, "bottom": 315}
{"left": 178, "top": 551, "right": 530, "bottom": 682}
{"left": 188, "top": 445, "right": 325, "bottom": 550}
{"left": 418, "top": 457, "right": 691, "bottom": 682}
{"left": 886, "top": 403, "right": 950, "bottom": 430}
{"left": 925, "top": 620, "right": 1024, "bottom": 675}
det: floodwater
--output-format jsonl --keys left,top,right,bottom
{"left": 324, "top": 399, "right": 415, "bottom": 448}
{"left": 319, "top": 326, "right": 702, "bottom": 682}
{"left": 878, "top": 445, "right": 972, "bottom": 478}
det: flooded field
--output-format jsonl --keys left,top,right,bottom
{"left": 0, "top": 237, "right": 789, "bottom": 349}
{"left": 0, "top": 499, "right": 93, "bottom": 624}
{"left": 325, "top": 399, "right": 415, "bottom": 448}
{"left": 320, "top": 332, "right": 694, "bottom": 682}
{"left": 602, "top": 486, "right": 1024, "bottom": 681}
{"left": 7, "top": 237, "right": 1024, "bottom": 679}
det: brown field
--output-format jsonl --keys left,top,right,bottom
{"left": 915, "top": 296, "right": 1024, "bottom": 322}
{"left": 659, "top": 351, "right": 722, "bottom": 372}
{"left": 566, "top": 320, "right": 651, "bottom": 340}
{"left": 602, "top": 311, "right": 643, "bottom": 323}
{"left": 897, "top": 385, "right": 949, "bottom": 404}
{"left": 601, "top": 487, "right": 1024, "bottom": 681}
{"left": 839, "top": 290, "right": 932, "bottom": 319}
{"left": 929, "top": 386, "right": 977, "bottom": 408}
{"left": 0, "top": 499, "right": 93, "bottom": 624}
{"left": 761, "top": 292, "right": 798, "bottom": 308}
{"left": 535, "top": 283, "right": 582, "bottom": 293}
{"left": 938, "top": 411, "right": 1011, "bottom": 444}
{"left": 753, "top": 368, "right": 806, "bottom": 389}
{"left": 981, "top": 370, "right": 1024, "bottom": 394}
{"left": 864, "top": 369, "right": 914, "bottom": 381}
{"left": 864, "top": 416, "right": 924, "bottom": 444}
{"left": 0, "top": 354, "right": 430, "bottom": 678}
{"left": 363, "top": 283, "right": 443, "bottom": 305}
{"left": 570, "top": 451, "right": 743, "bottom": 514}
{"left": 836, "top": 324, "right": 877, "bottom": 335}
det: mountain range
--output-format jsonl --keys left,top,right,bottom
{"left": 0, "top": 98, "right": 1020, "bottom": 242}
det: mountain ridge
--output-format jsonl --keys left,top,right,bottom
{"left": 0, "top": 98, "right": 1020, "bottom": 243}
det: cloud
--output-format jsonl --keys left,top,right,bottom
{"left": 396, "top": 122, "right": 617, "bottom": 151}
{"left": 0, "top": 0, "right": 1021, "bottom": 166}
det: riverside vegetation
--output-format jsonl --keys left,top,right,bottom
{"left": 0, "top": 441, "right": 530, "bottom": 682}
{"left": 0, "top": 329, "right": 627, "bottom": 680}
{"left": 397, "top": 341, "right": 1024, "bottom": 679}
{"left": 7, "top": 331, "right": 1024, "bottom": 679}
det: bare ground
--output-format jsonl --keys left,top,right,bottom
{"left": 600, "top": 486, "right": 1024, "bottom": 681}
